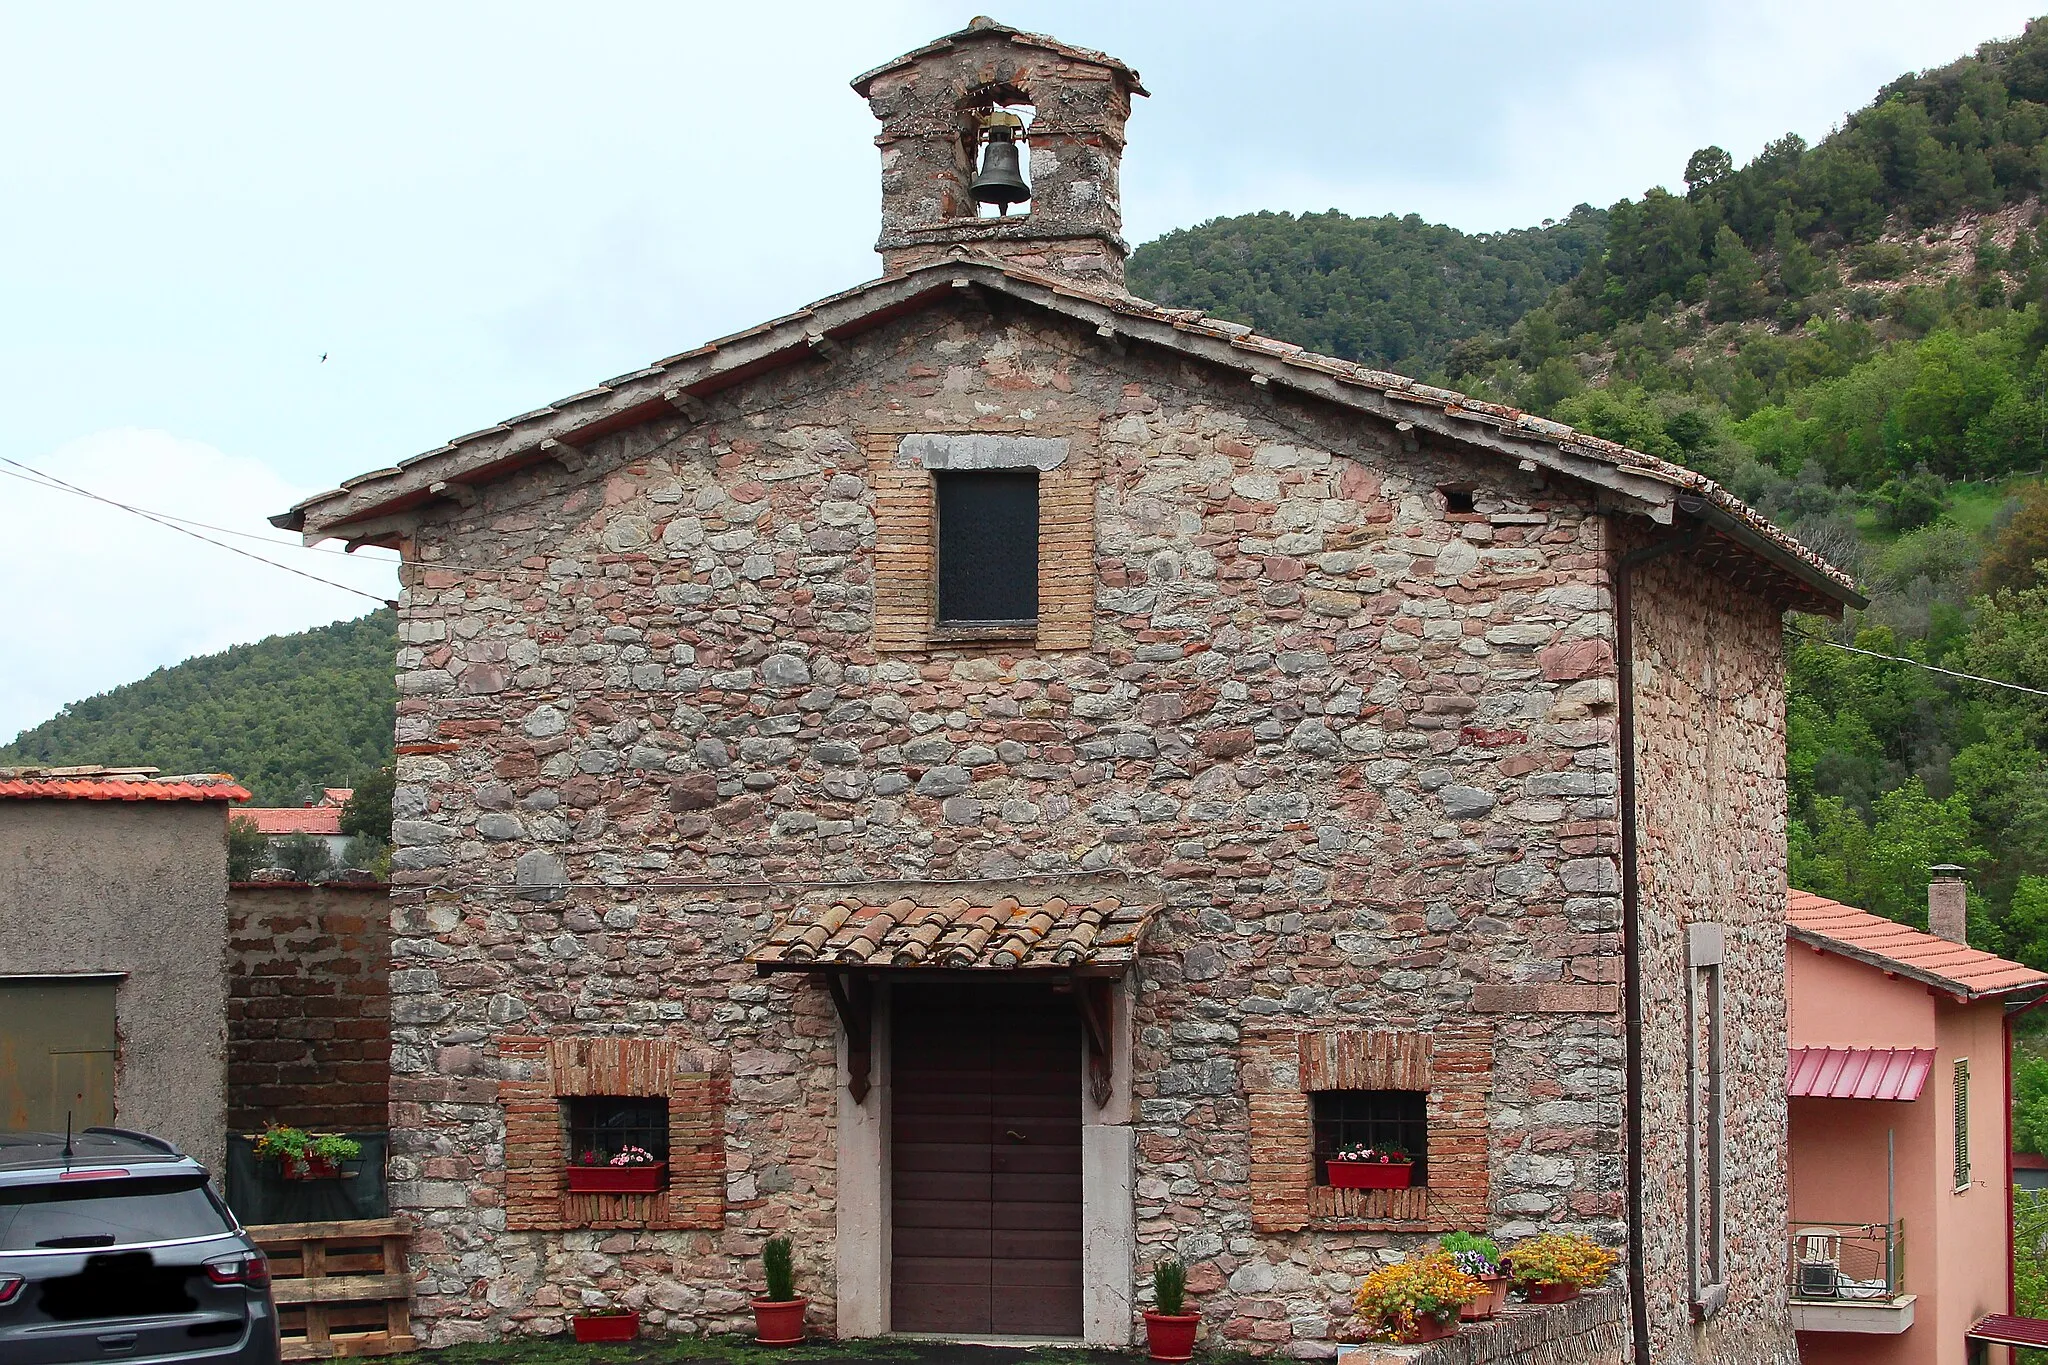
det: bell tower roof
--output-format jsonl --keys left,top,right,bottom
{"left": 855, "top": 17, "right": 1147, "bottom": 288}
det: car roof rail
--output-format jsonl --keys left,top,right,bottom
{"left": 82, "top": 1127, "right": 182, "bottom": 1156}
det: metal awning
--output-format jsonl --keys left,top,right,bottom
{"left": 1787, "top": 1047, "right": 1934, "bottom": 1101}
{"left": 749, "top": 894, "right": 1154, "bottom": 975}
{"left": 1970, "top": 1314, "right": 2048, "bottom": 1349}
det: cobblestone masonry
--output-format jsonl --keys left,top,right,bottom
{"left": 1628, "top": 548, "right": 1799, "bottom": 1365}
{"left": 369, "top": 291, "right": 1772, "bottom": 1351}
{"left": 1339, "top": 1288, "right": 1627, "bottom": 1365}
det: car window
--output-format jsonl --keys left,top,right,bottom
{"left": 0, "top": 1175, "right": 233, "bottom": 1250}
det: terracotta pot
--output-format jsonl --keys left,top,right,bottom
{"left": 1326, "top": 1160, "right": 1415, "bottom": 1190}
{"left": 1396, "top": 1314, "right": 1458, "bottom": 1344}
{"left": 565, "top": 1162, "right": 666, "bottom": 1194}
{"left": 1522, "top": 1281, "right": 1581, "bottom": 1304}
{"left": 571, "top": 1312, "right": 639, "bottom": 1342}
{"left": 752, "top": 1296, "right": 807, "bottom": 1346}
{"left": 1460, "top": 1275, "right": 1509, "bottom": 1320}
{"left": 1144, "top": 1311, "right": 1200, "bottom": 1362}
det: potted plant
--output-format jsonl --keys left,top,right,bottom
{"left": 570, "top": 1307, "right": 639, "bottom": 1342}
{"left": 564, "top": 1144, "right": 666, "bottom": 1194}
{"left": 752, "top": 1236, "right": 806, "bottom": 1345}
{"left": 1143, "top": 1258, "right": 1199, "bottom": 1362}
{"left": 1440, "top": 1232, "right": 1508, "bottom": 1320}
{"left": 1502, "top": 1232, "right": 1620, "bottom": 1305}
{"left": 1325, "top": 1142, "right": 1415, "bottom": 1190}
{"left": 1352, "top": 1252, "right": 1485, "bottom": 1344}
{"left": 252, "top": 1125, "right": 361, "bottom": 1180}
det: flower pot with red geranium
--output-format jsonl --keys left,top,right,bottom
{"left": 1439, "top": 1233, "right": 1509, "bottom": 1320}
{"left": 752, "top": 1236, "right": 807, "bottom": 1345}
{"left": 1325, "top": 1142, "right": 1415, "bottom": 1190}
{"left": 1143, "top": 1258, "right": 1199, "bottom": 1362}
{"left": 1502, "top": 1232, "right": 1619, "bottom": 1305}
{"left": 570, "top": 1308, "right": 639, "bottom": 1342}
{"left": 1351, "top": 1252, "right": 1485, "bottom": 1344}
{"left": 564, "top": 1144, "right": 666, "bottom": 1194}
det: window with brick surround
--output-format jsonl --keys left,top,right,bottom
{"left": 563, "top": 1095, "right": 669, "bottom": 1167}
{"left": 936, "top": 471, "right": 1038, "bottom": 626}
{"left": 1312, "top": 1090, "right": 1427, "bottom": 1185}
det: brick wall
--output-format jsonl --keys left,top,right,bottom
{"left": 226, "top": 881, "right": 391, "bottom": 1133}
{"left": 1341, "top": 1287, "right": 1627, "bottom": 1365}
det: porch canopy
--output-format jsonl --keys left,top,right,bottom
{"left": 1787, "top": 1046, "right": 1934, "bottom": 1102}
{"left": 748, "top": 894, "right": 1158, "bottom": 1103}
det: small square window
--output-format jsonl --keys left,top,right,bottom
{"left": 1312, "top": 1089, "right": 1427, "bottom": 1186}
{"left": 936, "top": 470, "right": 1038, "bottom": 626}
{"left": 563, "top": 1095, "right": 669, "bottom": 1165}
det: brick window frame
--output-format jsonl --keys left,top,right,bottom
{"left": 869, "top": 428, "right": 1095, "bottom": 652}
{"left": 500, "top": 1036, "right": 725, "bottom": 1232}
{"left": 1246, "top": 1025, "right": 1491, "bottom": 1232}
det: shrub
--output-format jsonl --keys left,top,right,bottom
{"left": 1153, "top": 1258, "right": 1188, "bottom": 1316}
{"left": 1353, "top": 1253, "right": 1485, "bottom": 1339}
{"left": 1503, "top": 1232, "right": 1620, "bottom": 1288}
{"left": 1438, "top": 1231, "right": 1501, "bottom": 1276}
{"left": 763, "top": 1236, "right": 796, "bottom": 1302}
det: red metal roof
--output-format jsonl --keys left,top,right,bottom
{"left": 1787, "top": 1046, "right": 1933, "bottom": 1101}
{"left": 0, "top": 770, "right": 249, "bottom": 803}
{"left": 1970, "top": 1315, "right": 2048, "bottom": 1349}
{"left": 1788, "top": 888, "right": 2048, "bottom": 1001}
{"left": 235, "top": 807, "right": 344, "bottom": 836}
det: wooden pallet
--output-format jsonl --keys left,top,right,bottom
{"left": 246, "top": 1218, "right": 414, "bottom": 1361}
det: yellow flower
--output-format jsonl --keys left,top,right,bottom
{"left": 1351, "top": 1252, "right": 1486, "bottom": 1340}
{"left": 1501, "top": 1233, "right": 1620, "bottom": 1289}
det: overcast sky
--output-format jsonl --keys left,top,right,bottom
{"left": 3, "top": 0, "right": 2041, "bottom": 743}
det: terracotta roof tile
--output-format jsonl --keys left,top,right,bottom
{"left": 1786, "top": 1046, "right": 1933, "bottom": 1101}
{"left": 235, "top": 807, "right": 345, "bottom": 836}
{"left": 0, "top": 767, "right": 250, "bottom": 803}
{"left": 1787, "top": 888, "right": 2048, "bottom": 1000}
{"left": 751, "top": 895, "right": 1154, "bottom": 973}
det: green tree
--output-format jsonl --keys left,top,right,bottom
{"left": 341, "top": 765, "right": 394, "bottom": 843}
{"left": 226, "top": 816, "right": 269, "bottom": 882}
{"left": 272, "top": 834, "right": 335, "bottom": 883}
{"left": 1981, "top": 488, "right": 2048, "bottom": 595}
{"left": 1684, "top": 145, "right": 1733, "bottom": 199}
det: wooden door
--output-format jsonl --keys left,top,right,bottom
{"left": 0, "top": 979, "right": 117, "bottom": 1132}
{"left": 891, "top": 984, "right": 1082, "bottom": 1336}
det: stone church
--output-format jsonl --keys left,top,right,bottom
{"left": 281, "top": 18, "right": 1861, "bottom": 1362}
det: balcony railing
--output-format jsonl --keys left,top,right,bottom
{"left": 1787, "top": 1222, "right": 1903, "bottom": 1302}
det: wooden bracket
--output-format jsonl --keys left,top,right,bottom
{"left": 427, "top": 479, "right": 478, "bottom": 508}
{"left": 824, "top": 973, "right": 873, "bottom": 1103}
{"left": 1076, "top": 978, "right": 1115, "bottom": 1109}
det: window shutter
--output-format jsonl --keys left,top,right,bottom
{"left": 1954, "top": 1059, "right": 1971, "bottom": 1191}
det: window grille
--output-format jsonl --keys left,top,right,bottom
{"left": 936, "top": 471, "right": 1038, "bottom": 625}
{"left": 1954, "top": 1059, "right": 1971, "bottom": 1191}
{"left": 1310, "top": 1089, "right": 1427, "bottom": 1185}
{"left": 562, "top": 1095, "right": 669, "bottom": 1166}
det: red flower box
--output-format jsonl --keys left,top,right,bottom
{"left": 1326, "top": 1159, "right": 1415, "bottom": 1190}
{"left": 572, "top": 1312, "right": 639, "bottom": 1342}
{"left": 565, "top": 1161, "right": 666, "bottom": 1194}
{"left": 280, "top": 1155, "right": 343, "bottom": 1181}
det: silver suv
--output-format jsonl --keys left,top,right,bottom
{"left": 0, "top": 1128, "right": 279, "bottom": 1364}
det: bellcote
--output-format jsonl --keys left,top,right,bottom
{"left": 853, "top": 17, "right": 1146, "bottom": 288}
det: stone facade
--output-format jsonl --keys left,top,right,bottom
{"left": 226, "top": 879, "right": 393, "bottom": 1134}
{"left": 287, "top": 21, "right": 1850, "bottom": 1359}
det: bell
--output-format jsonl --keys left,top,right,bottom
{"left": 971, "top": 126, "right": 1030, "bottom": 213}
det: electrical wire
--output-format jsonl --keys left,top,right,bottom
{"left": 1788, "top": 626, "right": 2048, "bottom": 700}
{"left": 0, "top": 464, "right": 400, "bottom": 560}
{"left": 0, "top": 455, "right": 397, "bottom": 607}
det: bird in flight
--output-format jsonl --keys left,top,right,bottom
{"left": 320, "top": 352, "right": 329, "bottom": 363}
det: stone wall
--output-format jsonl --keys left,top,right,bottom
{"left": 1339, "top": 1287, "right": 1627, "bottom": 1365}
{"left": 376, "top": 295, "right": 1778, "bottom": 1350}
{"left": 1628, "top": 548, "right": 1798, "bottom": 1365}
{"left": 225, "top": 880, "right": 392, "bottom": 1134}
{"left": 0, "top": 800, "right": 231, "bottom": 1173}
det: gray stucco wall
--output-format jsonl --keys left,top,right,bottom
{"left": 0, "top": 800, "right": 231, "bottom": 1173}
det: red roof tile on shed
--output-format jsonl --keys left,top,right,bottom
{"left": 1787, "top": 1046, "right": 1933, "bottom": 1101}
{"left": 0, "top": 771, "right": 249, "bottom": 803}
{"left": 1788, "top": 888, "right": 2048, "bottom": 1000}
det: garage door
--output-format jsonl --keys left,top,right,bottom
{"left": 0, "top": 978, "right": 117, "bottom": 1132}
{"left": 891, "top": 984, "right": 1082, "bottom": 1336}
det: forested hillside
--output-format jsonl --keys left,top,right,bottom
{"left": 1128, "top": 207, "right": 1606, "bottom": 373}
{"left": 1, "top": 611, "right": 397, "bottom": 806}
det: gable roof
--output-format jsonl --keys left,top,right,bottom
{"left": 1787, "top": 887, "right": 2048, "bottom": 1001}
{"left": 0, "top": 766, "right": 250, "bottom": 803}
{"left": 274, "top": 255, "right": 1863, "bottom": 614}
{"left": 236, "top": 806, "right": 344, "bottom": 836}
{"left": 850, "top": 17, "right": 1147, "bottom": 97}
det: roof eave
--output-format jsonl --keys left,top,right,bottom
{"left": 1787, "top": 922, "right": 2048, "bottom": 1002}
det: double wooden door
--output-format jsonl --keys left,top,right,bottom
{"left": 890, "top": 984, "right": 1083, "bottom": 1336}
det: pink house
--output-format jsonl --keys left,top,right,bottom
{"left": 1786, "top": 873, "right": 2048, "bottom": 1365}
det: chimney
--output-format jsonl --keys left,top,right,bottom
{"left": 1929, "top": 865, "right": 1968, "bottom": 944}
{"left": 854, "top": 17, "right": 1147, "bottom": 287}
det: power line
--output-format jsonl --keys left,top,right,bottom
{"left": 1789, "top": 626, "right": 2048, "bottom": 700}
{"left": 0, "top": 465, "right": 399, "bottom": 560}
{"left": 0, "top": 455, "right": 395, "bottom": 608}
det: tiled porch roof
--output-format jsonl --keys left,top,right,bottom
{"left": 1788, "top": 888, "right": 2048, "bottom": 1001}
{"left": 750, "top": 895, "right": 1153, "bottom": 972}
{"left": 1787, "top": 1046, "right": 1934, "bottom": 1101}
